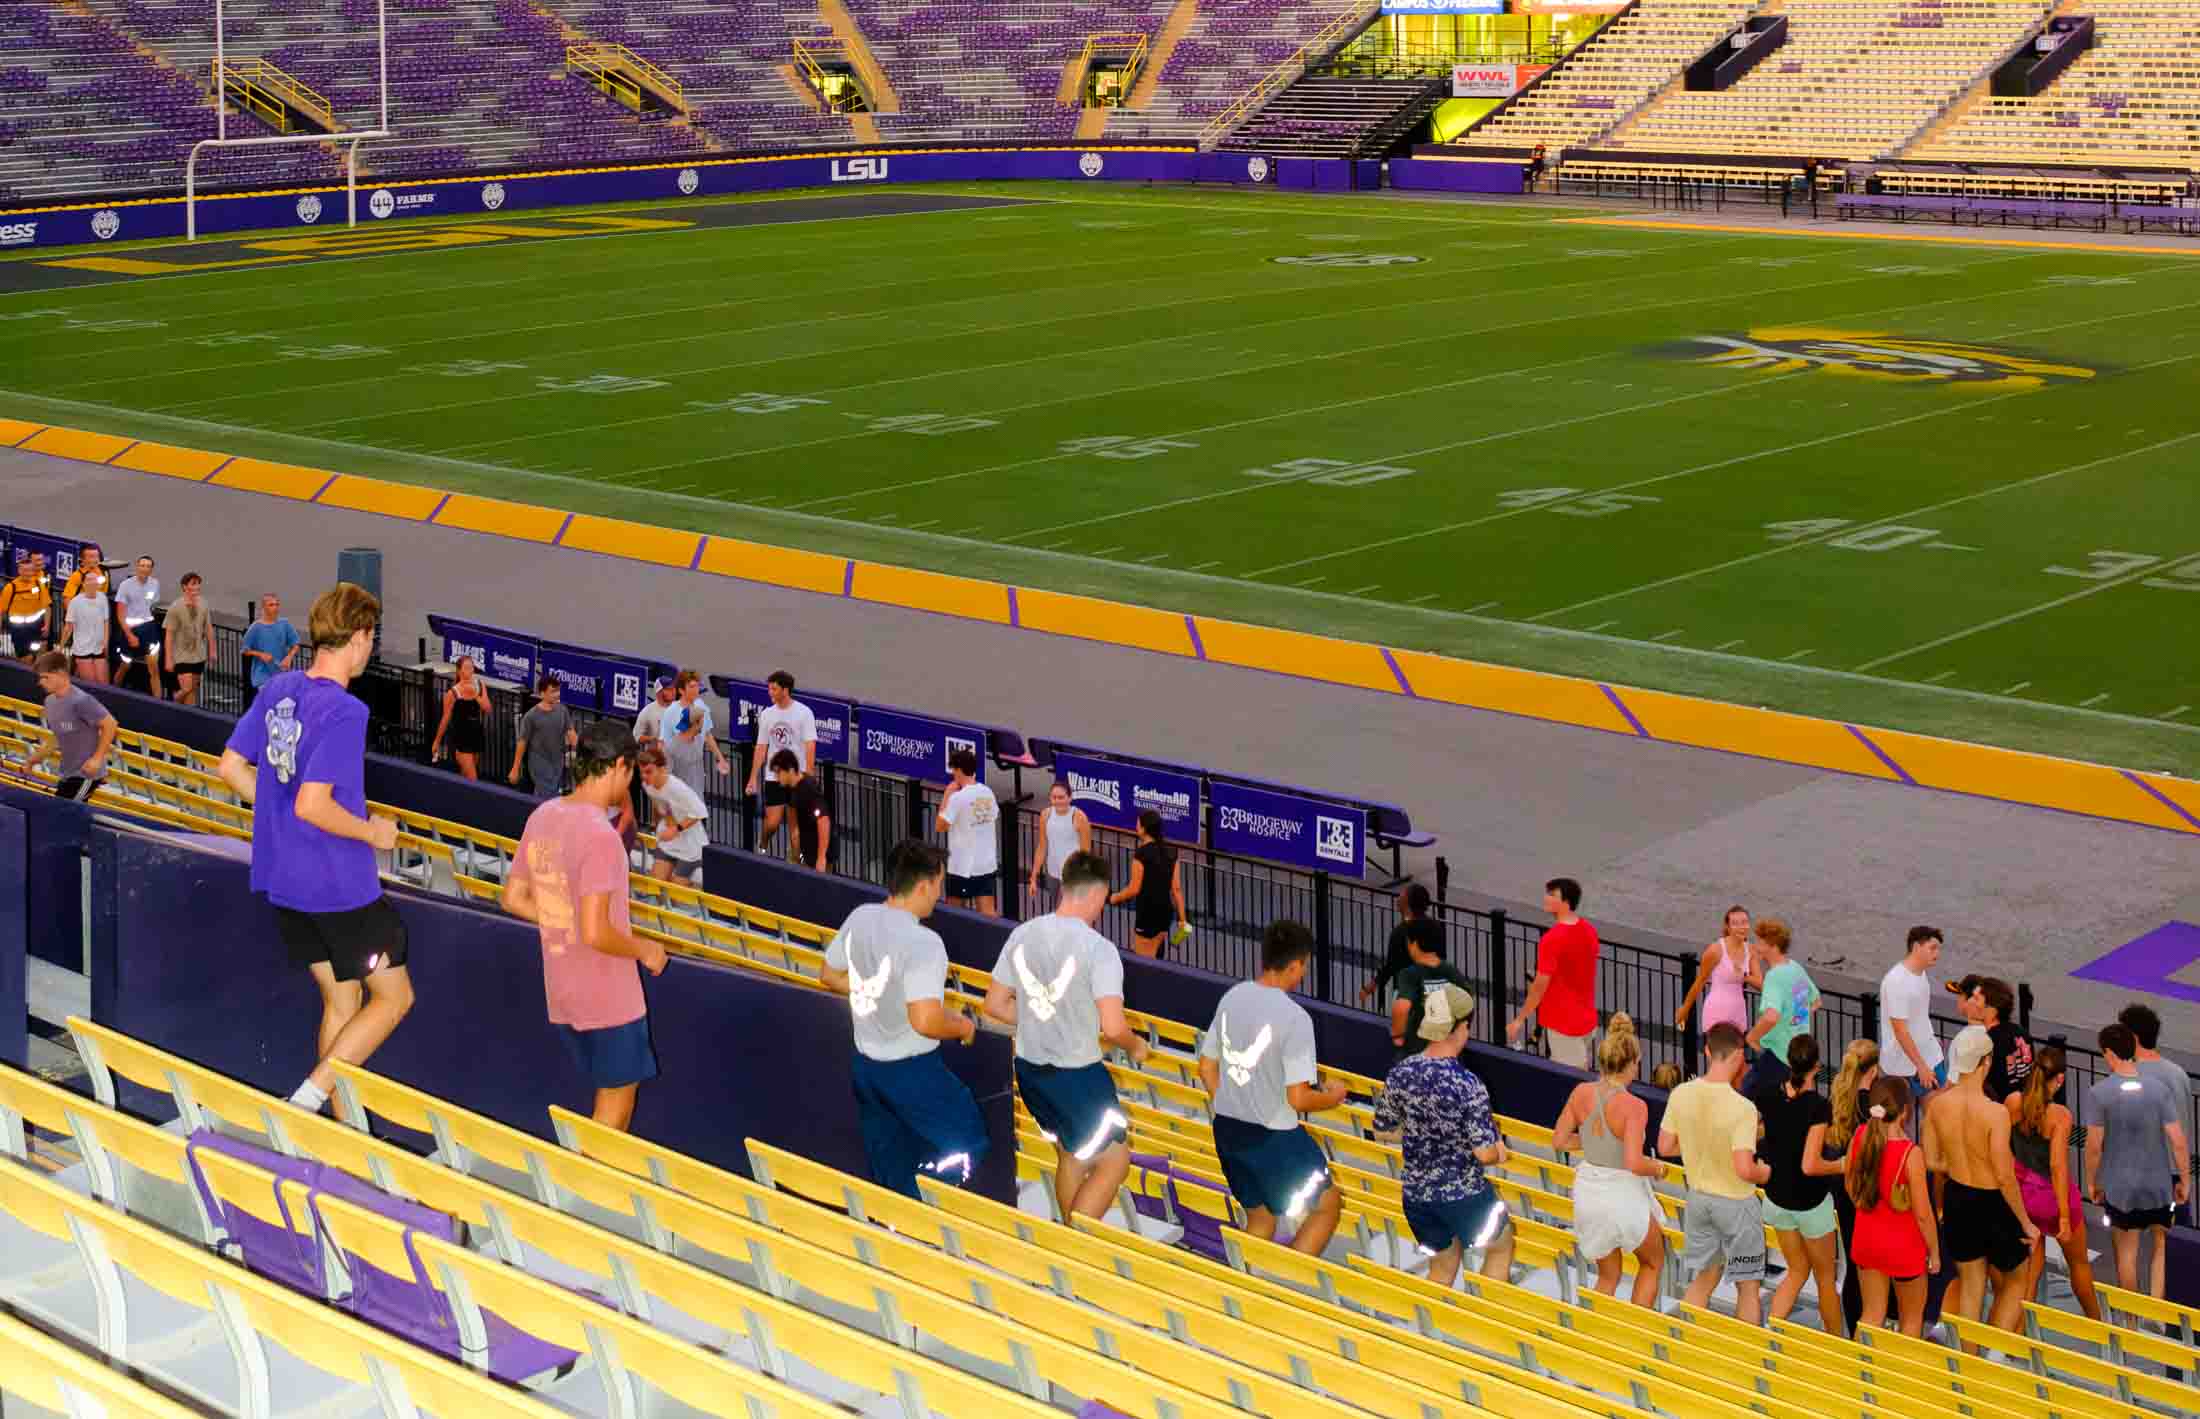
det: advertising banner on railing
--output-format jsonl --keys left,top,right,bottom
{"left": 718, "top": 677, "right": 852, "bottom": 766}
{"left": 3, "top": 525, "right": 83, "bottom": 578}
{"left": 1051, "top": 750, "right": 1202, "bottom": 845}
{"left": 537, "top": 644, "right": 651, "bottom": 716}
{"left": 1387, "top": 1, "right": 1507, "bottom": 14}
{"left": 1, "top": 147, "right": 1198, "bottom": 248}
{"left": 433, "top": 617, "right": 537, "bottom": 688}
{"left": 1451, "top": 62, "right": 1544, "bottom": 95}
{"left": 859, "top": 707, "right": 987, "bottom": 783}
{"left": 1208, "top": 781, "right": 1365, "bottom": 879}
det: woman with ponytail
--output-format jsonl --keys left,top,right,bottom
{"left": 1759, "top": 1034, "right": 1843, "bottom": 1334}
{"left": 1553, "top": 1013, "right": 1667, "bottom": 1307}
{"left": 2005, "top": 1046, "right": 2102, "bottom": 1319}
{"left": 1823, "top": 1039, "right": 1879, "bottom": 1334}
{"left": 1847, "top": 1077, "right": 1939, "bottom": 1334}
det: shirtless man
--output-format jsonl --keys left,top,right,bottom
{"left": 1924, "top": 1024, "right": 2039, "bottom": 1343}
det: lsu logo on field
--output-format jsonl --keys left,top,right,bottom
{"left": 296, "top": 194, "right": 323, "bottom": 224}
{"left": 1078, "top": 152, "right": 1105, "bottom": 178}
{"left": 831, "top": 157, "right": 888, "bottom": 182}
{"left": 1272, "top": 253, "right": 1422, "bottom": 267}
{"left": 0, "top": 222, "right": 36, "bottom": 247}
{"left": 368, "top": 188, "right": 396, "bottom": 220}
{"left": 91, "top": 209, "right": 121, "bottom": 241}
{"left": 677, "top": 167, "right": 700, "bottom": 195}
{"left": 1676, "top": 328, "right": 2096, "bottom": 391}
{"left": 481, "top": 182, "right": 506, "bottom": 210}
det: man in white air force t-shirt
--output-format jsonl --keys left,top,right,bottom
{"left": 821, "top": 841, "right": 987, "bottom": 1198}
{"left": 747, "top": 669, "right": 817, "bottom": 854}
{"left": 1200, "top": 921, "right": 1350, "bottom": 1255}
{"left": 984, "top": 850, "right": 1149, "bottom": 1220}
{"left": 935, "top": 747, "right": 1000, "bottom": 917}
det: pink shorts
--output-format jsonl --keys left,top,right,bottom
{"left": 2016, "top": 1163, "right": 2078, "bottom": 1234}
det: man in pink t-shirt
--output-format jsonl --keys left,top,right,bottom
{"left": 504, "top": 720, "right": 667, "bottom": 1130}
{"left": 1506, "top": 876, "right": 1601, "bottom": 1070}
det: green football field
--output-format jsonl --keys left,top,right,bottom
{"left": 7, "top": 182, "right": 2199, "bottom": 774}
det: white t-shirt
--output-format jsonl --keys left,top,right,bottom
{"left": 115, "top": 575, "right": 159, "bottom": 623}
{"left": 634, "top": 698, "right": 671, "bottom": 743}
{"left": 826, "top": 903, "right": 950, "bottom": 1061}
{"left": 66, "top": 594, "right": 107, "bottom": 656}
{"left": 755, "top": 700, "right": 817, "bottom": 770}
{"left": 940, "top": 780, "right": 1000, "bottom": 878}
{"left": 1878, "top": 960, "right": 1944, "bottom": 1079}
{"left": 644, "top": 772, "right": 709, "bottom": 862}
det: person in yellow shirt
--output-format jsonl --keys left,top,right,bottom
{"left": 0, "top": 552, "right": 53, "bottom": 661}
{"left": 59, "top": 542, "right": 110, "bottom": 607}
{"left": 1660, "top": 1023, "right": 1774, "bottom": 1323}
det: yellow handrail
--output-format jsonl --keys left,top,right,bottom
{"left": 1070, "top": 31, "right": 1151, "bottom": 106}
{"left": 1197, "top": 0, "right": 1377, "bottom": 149}
{"left": 212, "top": 56, "right": 336, "bottom": 132}
{"left": 565, "top": 42, "right": 686, "bottom": 113}
{"left": 791, "top": 37, "right": 865, "bottom": 112}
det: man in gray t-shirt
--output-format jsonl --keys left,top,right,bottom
{"left": 821, "top": 841, "right": 987, "bottom": 1199}
{"left": 1198, "top": 922, "right": 1350, "bottom": 1255}
{"left": 2086, "top": 1022, "right": 2192, "bottom": 1298}
{"left": 984, "top": 852, "right": 1148, "bottom": 1220}
{"left": 2119, "top": 1004, "right": 2194, "bottom": 1199}
{"left": 22, "top": 653, "right": 114, "bottom": 801}
{"left": 508, "top": 678, "right": 575, "bottom": 796}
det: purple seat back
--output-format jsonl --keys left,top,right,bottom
{"left": 187, "top": 1130, "right": 323, "bottom": 1293}
{"left": 1143, "top": 1155, "right": 1233, "bottom": 1263}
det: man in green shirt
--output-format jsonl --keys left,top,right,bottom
{"left": 1744, "top": 917, "right": 1819, "bottom": 1096}
{"left": 1388, "top": 919, "right": 1473, "bottom": 1065}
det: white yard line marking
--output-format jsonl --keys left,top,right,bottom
{"left": 1188, "top": 559, "right": 1224, "bottom": 572}
{"left": 2080, "top": 692, "right": 2111, "bottom": 707}
{"left": 1091, "top": 545, "right": 1123, "bottom": 558}
{"left": 1295, "top": 575, "right": 1327, "bottom": 588}
{"left": 1857, "top": 538, "right": 2200, "bottom": 671}
{"left": 2002, "top": 681, "right": 2031, "bottom": 695}
{"left": 1585, "top": 619, "right": 1617, "bottom": 632}
{"left": 1714, "top": 638, "right": 1745, "bottom": 651}
{"left": 1467, "top": 600, "right": 1499, "bottom": 614}
{"left": 906, "top": 518, "right": 940, "bottom": 530}
{"left": 1138, "top": 552, "right": 1170, "bottom": 564}
{"left": 2164, "top": 706, "right": 2193, "bottom": 720}
{"left": 1345, "top": 583, "right": 1381, "bottom": 596}
{"left": 1406, "top": 592, "right": 1441, "bottom": 605}
{"left": 1651, "top": 629, "right": 1684, "bottom": 642}
{"left": 1924, "top": 670, "right": 1958, "bottom": 684}
{"left": 1783, "top": 649, "right": 1816, "bottom": 662}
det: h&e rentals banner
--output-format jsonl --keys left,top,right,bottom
{"left": 859, "top": 707, "right": 988, "bottom": 782}
{"left": 1208, "top": 781, "right": 1365, "bottom": 878}
{"left": 719, "top": 677, "right": 852, "bottom": 766}
{"left": 538, "top": 645, "right": 652, "bottom": 715}
{"left": 1051, "top": 750, "right": 1202, "bottom": 845}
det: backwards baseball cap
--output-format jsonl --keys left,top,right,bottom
{"left": 1949, "top": 1023, "right": 1994, "bottom": 1079}
{"left": 1418, "top": 983, "right": 1477, "bottom": 1041}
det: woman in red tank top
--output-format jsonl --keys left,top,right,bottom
{"left": 1845, "top": 1077, "right": 1941, "bottom": 1335}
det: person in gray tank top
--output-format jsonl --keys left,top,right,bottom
{"left": 822, "top": 840, "right": 987, "bottom": 1199}
{"left": 1553, "top": 1013, "right": 1667, "bottom": 1309}
{"left": 985, "top": 851, "right": 1148, "bottom": 1220}
{"left": 1200, "top": 921, "right": 1349, "bottom": 1254}
{"left": 1025, "top": 781, "right": 1091, "bottom": 908}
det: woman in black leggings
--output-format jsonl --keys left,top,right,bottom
{"left": 1823, "top": 1038, "right": 1881, "bottom": 1333}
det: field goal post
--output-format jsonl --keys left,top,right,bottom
{"left": 184, "top": 0, "right": 392, "bottom": 239}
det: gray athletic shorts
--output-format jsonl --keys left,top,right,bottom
{"left": 1682, "top": 1189, "right": 1766, "bottom": 1283}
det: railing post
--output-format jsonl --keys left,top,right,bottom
{"left": 2017, "top": 982, "right": 2034, "bottom": 1035}
{"left": 906, "top": 775, "right": 929, "bottom": 846}
{"left": 1680, "top": 960, "right": 1701, "bottom": 1075}
{"left": 1862, "top": 991, "right": 1881, "bottom": 1058}
{"left": 999, "top": 797, "right": 1020, "bottom": 919}
{"left": 1487, "top": 908, "right": 1510, "bottom": 1044}
{"left": 1312, "top": 873, "right": 1334, "bottom": 1005}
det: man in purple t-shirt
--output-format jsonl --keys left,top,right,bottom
{"left": 219, "top": 583, "right": 410, "bottom": 1113}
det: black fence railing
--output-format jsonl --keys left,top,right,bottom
{"left": 137, "top": 615, "right": 2200, "bottom": 1198}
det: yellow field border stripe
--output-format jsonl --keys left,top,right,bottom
{"left": 13, "top": 419, "right": 2197, "bottom": 837}
{"left": 1562, "top": 216, "right": 2200, "bottom": 260}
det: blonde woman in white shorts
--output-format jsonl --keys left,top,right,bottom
{"left": 1554, "top": 1013, "right": 1668, "bottom": 1308}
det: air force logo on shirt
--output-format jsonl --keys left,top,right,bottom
{"left": 847, "top": 955, "right": 892, "bottom": 1019}
{"left": 266, "top": 698, "right": 303, "bottom": 785}
{"left": 1221, "top": 1017, "right": 1273, "bottom": 1086}
{"left": 1013, "top": 944, "right": 1077, "bottom": 1023}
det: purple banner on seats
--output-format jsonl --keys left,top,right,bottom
{"left": 1198, "top": 152, "right": 1276, "bottom": 184}
{"left": 1051, "top": 750, "right": 1201, "bottom": 844}
{"left": 1390, "top": 156, "right": 1524, "bottom": 195}
{"left": 536, "top": 644, "right": 648, "bottom": 715}
{"left": 1208, "top": 781, "right": 1364, "bottom": 879}
{"left": 3, "top": 148, "right": 1198, "bottom": 248}
{"left": 859, "top": 706, "right": 987, "bottom": 783}
{"left": 434, "top": 616, "right": 537, "bottom": 687}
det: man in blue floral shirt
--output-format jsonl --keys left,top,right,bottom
{"left": 1372, "top": 981, "right": 1514, "bottom": 1287}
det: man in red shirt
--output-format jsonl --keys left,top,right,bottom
{"left": 503, "top": 720, "right": 668, "bottom": 1131}
{"left": 1506, "top": 877, "right": 1600, "bottom": 1069}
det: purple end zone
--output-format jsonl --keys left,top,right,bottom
{"left": 2071, "top": 921, "right": 2200, "bottom": 1004}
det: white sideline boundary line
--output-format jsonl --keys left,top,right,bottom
{"left": 7, "top": 385, "right": 2197, "bottom": 742}
{"left": 1858, "top": 544, "right": 2200, "bottom": 670}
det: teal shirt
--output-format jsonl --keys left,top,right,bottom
{"left": 1758, "top": 959, "right": 1820, "bottom": 1064}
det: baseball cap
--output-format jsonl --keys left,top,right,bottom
{"left": 1949, "top": 1023, "right": 1993, "bottom": 1078}
{"left": 1418, "top": 983, "right": 1477, "bottom": 1041}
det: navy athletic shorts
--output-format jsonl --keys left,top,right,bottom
{"left": 1016, "top": 1059, "right": 1126, "bottom": 1161}
{"left": 850, "top": 1050, "right": 989, "bottom": 1199}
{"left": 1212, "top": 1114, "right": 1331, "bottom": 1220}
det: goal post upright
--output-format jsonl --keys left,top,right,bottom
{"left": 185, "top": 0, "right": 393, "bottom": 239}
